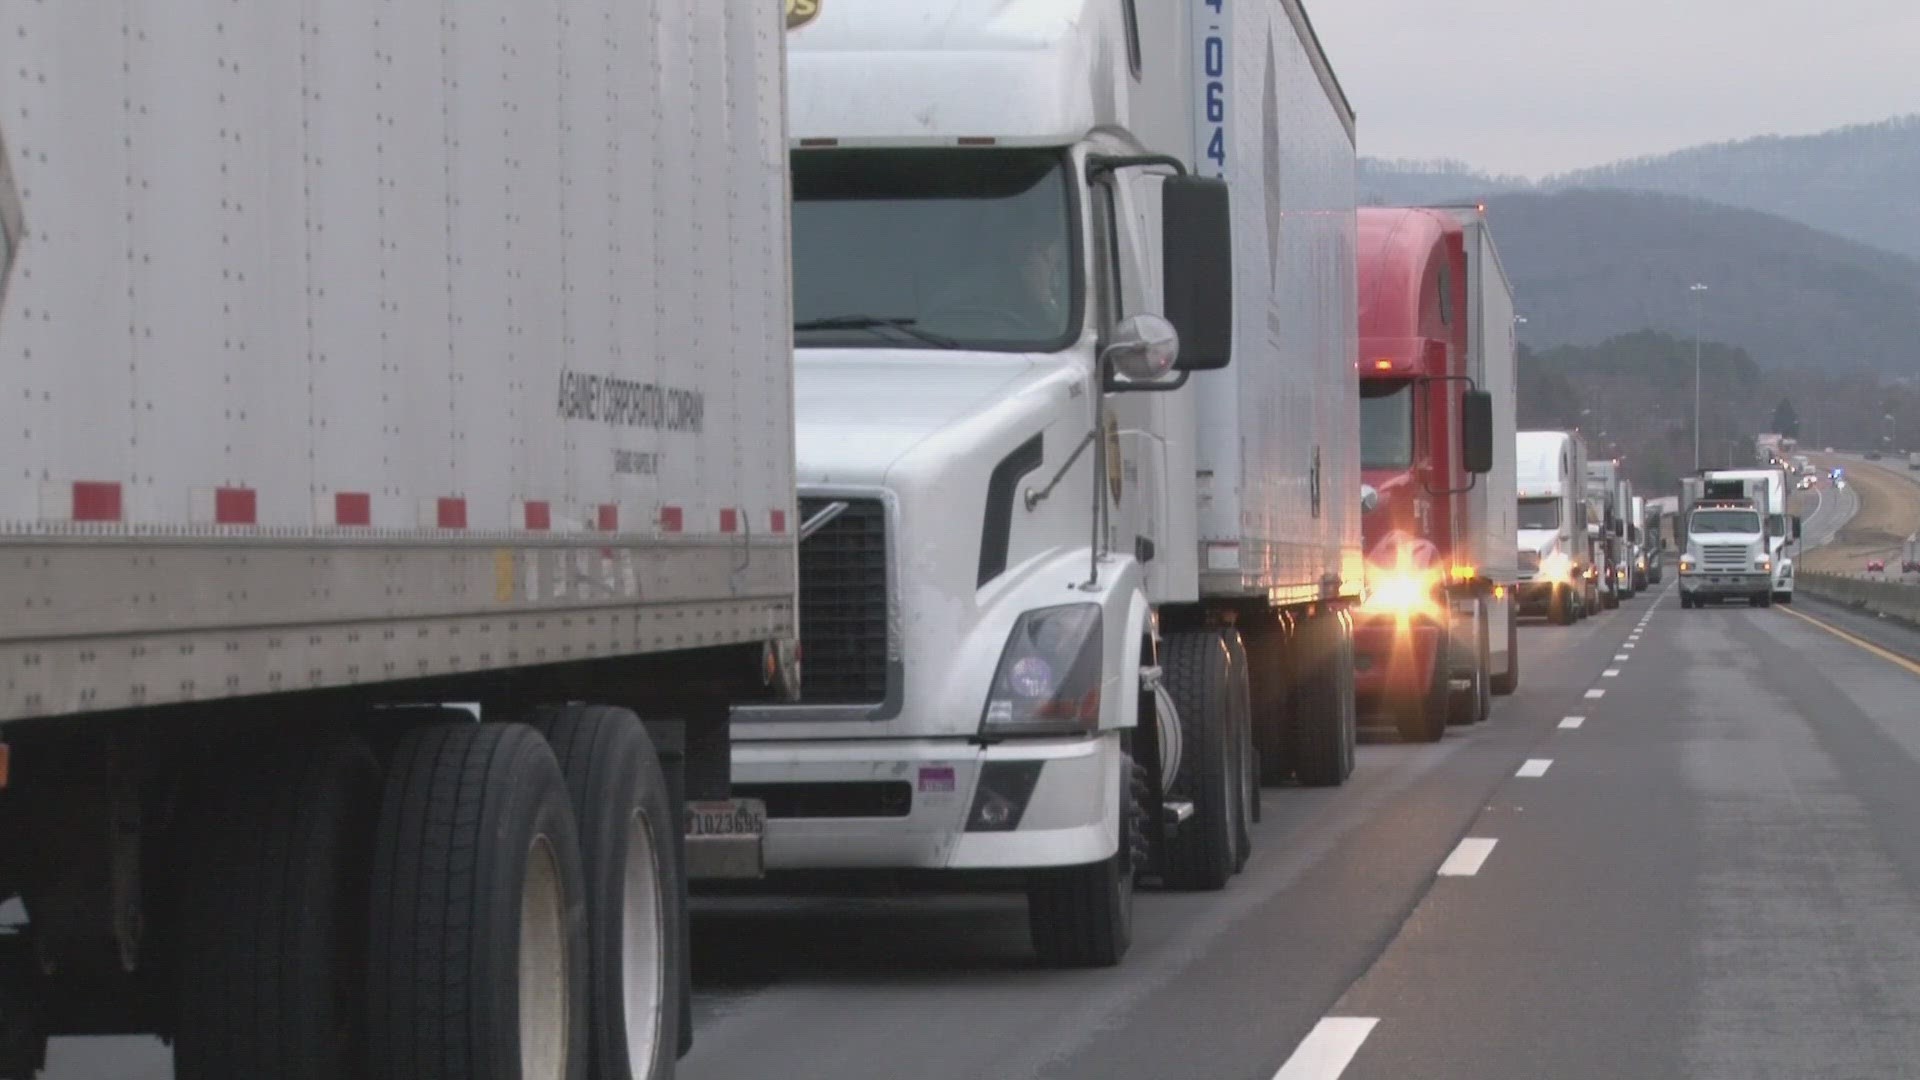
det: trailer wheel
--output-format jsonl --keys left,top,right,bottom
{"left": 1490, "top": 601, "right": 1519, "bottom": 695}
{"left": 1387, "top": 624, "right": 1449, "bottom": 743}
{"left": 1549, "top": 585, "right": 1576, "bottom": 626}
{"left": 1220, "top": 629, "right": 1257, "bottom": 865}
{"left": 1247, "top": 623, "right": 1295, "bottom": 787}
{"left": 528, "top": 706, "right": 681, "bottom": 1080}
{"left": 1158, "top": 629, "right": 1242, "bottom": 890}
{"left": 172, "top": 739, "right": 378, "bottom": 1080}
{"left": 368, "top": 723, "right": 589, "bottom": 1080}
{"left": 1447, "top": 599, "right": 1491, "bottom": 726}
{"left": 1290, "top": 614, "right": 1353, "bottom": 787}
{"left": 1028, "top": 753, "right": 1139, "bottom": 967}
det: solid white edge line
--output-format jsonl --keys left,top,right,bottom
{"left": 1272, "top": 1017, "right": 1380, "bottom": 1080}
{"left": 1437, "top": 837, "right": 1498, "bottom": 877}
{"left": 1585, "top": 688, "right": 1606, "bottom": 699}
{"left": 1559, "top": 716, "right": 1585, "bottom": 728}
{"left": 1516, "top": 758, "right": 1552, "bottom": 777}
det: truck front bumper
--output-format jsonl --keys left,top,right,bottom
{"left": 1352, "top": 614, "right": 1442, "bottom": 702}
{"left": 1514, "top": 577, "right": 1561, "bottom": 616}
{"left": 730, "top": 734, "right": 1120, "bottom": 872}
{"left": 1680, "top": 571, "right": 1769, "bottom": 597}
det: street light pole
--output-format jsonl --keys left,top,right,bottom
{"left": 1690, "top": 283, "right": 1709, "bottom": 471}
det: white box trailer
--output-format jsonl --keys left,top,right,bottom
{"left": 0, "top": 2, "right": 794, "bottom": 1074}
{"left": 739, "top": 0, "right": 1359, "bottom": 968}
{"left": 1453, "top": 208, "right": 1520, "bottom": 693}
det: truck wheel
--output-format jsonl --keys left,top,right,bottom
{"left": 172, "top": 739, "right": 378, "bottom": 1080}
{"left": 1680, "top": 594, "right": 1693, "bottom": 609}
{"left": 1489, "top": 601, "right": 1519, "bottom": 696}
{"left": 1291, "top": 614, "right": 1354, "bottom": 787}
{"left": 1447, "top": 599, "right": 1490, "bottom": 726}
{"left": 1158, "top": 629, "right": 1242, "bottom": 890}
{"left": 1388, "top": 625, "right": 1449, "bottom": 743}
{"left": 528, "top": 706, "right": 681, "bottom": 1080}
{"left": 1247, "top": 624, "right": 1293, "bottom": 787}
{"left": 1220, "top": 629, "right": 1257, "bottom": 864}
{"left": 1549, "top": 585, "right": 1576, "bottom": 626}
{"left": 368, "top": 723, "right": 590, "bottom": 1080}
{"left": 1756, "top": 592, "right": 1773, "bottom": 608}
{"left": 1028, "top": 754, "right": 1139, "bottom": 967}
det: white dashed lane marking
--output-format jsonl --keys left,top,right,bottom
{"left": 1516, "top": 758, "right": 1552, "bottom": 777}
{"left": 1560, "top": 716, "right": 1585, "bottom": 728}
{"left": 1438, "top": 838, "right": 1498, "bottom": 877}
{"left": 1271, "top": 1017, "right": 1379, "bottom": 1080}
{"left": 1585, "top": 688, "right": 1607, "bottom": 699}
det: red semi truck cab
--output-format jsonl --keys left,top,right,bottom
{"left": 1353, "top": 207, "right": 1517, "bottom": 741}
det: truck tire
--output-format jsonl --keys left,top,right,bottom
{"left": 172, "top": 739, "right": 378, "bottom": 1080}
{"left": 368, "top": 723, "right": 590, "bottom": 1080}
{"left": 1602, "top": 585, "right": 1619, "bottom": 610}
{"left": 1387, "top": 624, "right": 1449, "bottom": 743}
{"left": 1220, "top": 629, "right": 1257, "bottom": 863}
{"left": 1158, "top": 629, "right": 1243, "bottom": 890}
{"left": 1291, "top": 614, "right": 1354, "bottom": 787}
{"left": 1447, "top": 599, "right": 1490, "bottom": 726}
{"left": 1028, "top": 754, "right": 1139, "bottom": 967}
{"left": 1776, "top": 591, "right": 1793, "bottom": 605}
{"left": 1549, "top": 585, "right": 1576, "bottom": 626}
{"left": 1755, "top": 591, "right": 1773, "bottom": 608}
{"left": 1247, "top": 623, "right": 1294, "bottom": 787}
{"left": 528, "top": 706, "right": 681, "bottom": 1080}
{"left": 1490, "top": 601, "right": 1519, "bottom": 695}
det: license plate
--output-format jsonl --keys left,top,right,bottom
{"left": 687, "top": 798, "right": 767, "bottom": 839}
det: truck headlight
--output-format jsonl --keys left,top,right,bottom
{"left": 979, "top": 604, "right": 1103, "bottom": 738}
{"left": 1360, "top": 569, "right": 1441, "bottom": 619}
{"left": 1539, "top": 551, "right": 1573, "bottom": 584}
{"left": 1679, "top": 555, "right": 1696, "bottom": 571}
{"left": 1756, "top": 557, "right": 1772, "bottom": 572}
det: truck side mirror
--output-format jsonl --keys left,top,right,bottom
{"left": 1793, "top": 514, "right": 1803, "bottom": 540}
{"left": 1161, "top": 175, "right": 1232, "bottom": 371}
{"left": 1461, "top": 390, "right": 1493, "bottom": 474}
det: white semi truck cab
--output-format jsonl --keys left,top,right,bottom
{"left": 1702, "top": 468, "right": 1798, "bottom": 603}
{"left": 1515, "top": 430, "right": 1588, "bottom": 625}
{"left": 735, "top": 0, "right": 1363, "bottom": 968}
{"left": 1679, "top": 478, "right": 1778, "bottom": 608}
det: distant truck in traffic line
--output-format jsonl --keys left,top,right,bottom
{"left": 1703, "top": 468, "right": 1798, "bottom": 604}
{"left": 1353, "top": 207, "right": 1517, "bottom": 741}
{"left": 738, "top": 0, "right": 1363, "bottom": 969}
{"left": 0, "top": 3, "right": 794, "bottom": 1075}
{"left": 1679, "top": 472, "right": 1801, "bottom": 608}
{"left": 1516, "top": 430, "right": 1591, "bottom": 625}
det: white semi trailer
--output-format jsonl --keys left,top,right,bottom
{"left": 737, "top": 0, "right": 1362, "bottom": 967}
{"left": 0, "top": 4, "right": 795, "bottom": 1077}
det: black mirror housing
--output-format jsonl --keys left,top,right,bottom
{"left": 1161, "top": 176, "right": 1231, "bottom": 371}
{"left": 1793, "top": 514, "right": 1804, "bottom": 540}
{"left": 1462, "top": 389, "right": 1494, "bottom": 474}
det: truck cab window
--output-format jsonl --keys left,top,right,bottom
{"left": 1691, "top": 509, "right": 1760, "bottom": 534}
{"left": 1359, "top": 379, "right": 1415, "bottom": 469}
{"left": 791, "top": 148, "right": 1080, "bottom": 351}
{"left": 1518, "top": 498, "right": 1560, "bottom": 530}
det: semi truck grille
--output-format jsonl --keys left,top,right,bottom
{"left": 1702, "top": 544, "right": 1749, "bottom": 570}
{"left": 797, "top": 496, "right": 890, "bottom": 704}
{"left": 1517, "top": 550, "right": 1541, "bottom": 573}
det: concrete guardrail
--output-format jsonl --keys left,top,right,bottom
{"left": 1799, "top": 573, "right": 1920, "bottom": 626}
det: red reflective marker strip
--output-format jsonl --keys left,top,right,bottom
{"left": 214, "top": 487, "right": 257, "bottom": 525}
{"left": 660, "top": 506, "right": 683, "bottom": 533}
{"left": 437, "top": 497, "right": 467, "bottom": 530}
{"left": 771, "top": 508, "right": 787, "bottom": 534}
{"left": 597, "top": 504, "right": 619, "bottom": 532}
{"left": 720, "top": 508, "right": 739, "bottom": 534}
{"left": 523, "top": 501, "right": 551, "bottom": 531}
{"left": 72, "top": 481, "right": 123, "bottom": 522}
{"left": 335, "top": 492, "right": 372, "bottom": 526}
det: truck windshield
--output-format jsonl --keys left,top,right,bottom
{"left": 1518, "top": 498, "right": 1560, "bottom": 530}
{"left": 1359, "top": 380, "right": 1415, "bottom": 469}
{"left": 1770, "top": 514, "right": 1788, "bottom": 538}
{"left": 791, "top": 148, "right": 1078, "bottom": 351}
{"left": 1691, "top": 509, "right": 1760, "bottom": 534}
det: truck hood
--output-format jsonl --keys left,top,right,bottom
{"left": 794, "top": 349, "right": 1039, "bottom": 487}
{"left": 1518, "top": 528, "right": 1561, "bottom": 556}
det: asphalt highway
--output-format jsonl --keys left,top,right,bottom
{"left": 41, "top": 588, "right": 1920, "bottom": 1079}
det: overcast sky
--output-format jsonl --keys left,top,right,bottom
{"left": 1307, "top": 0, "right": 1920, "bottom": 178}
